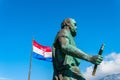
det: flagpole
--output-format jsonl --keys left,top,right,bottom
{"left": 28, "top": 37, "right": 34, "bottom": 80}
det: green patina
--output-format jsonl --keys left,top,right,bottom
{"left": 52, "top": 18, "right": 103, "bottom": 80}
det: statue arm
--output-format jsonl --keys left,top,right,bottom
{"left": 56, "top": 29, "right": 103, "bottom": 65}
{"left": 58, "top": 36, "right": 92, "bottom": 62}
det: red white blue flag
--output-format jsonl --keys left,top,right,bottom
{"left": 32, "top": 40, "right": 52, "bottom": 62}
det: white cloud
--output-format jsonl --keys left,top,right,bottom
{"left": 83, "top": 52, "right": 120, "bottom": 80}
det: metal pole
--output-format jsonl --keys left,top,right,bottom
{"left": 28, "top": 37, "right": 34, "bottom": 80}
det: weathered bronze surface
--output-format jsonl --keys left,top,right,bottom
{"left": 52, "top": 18, "right": 103, "bottom": 80}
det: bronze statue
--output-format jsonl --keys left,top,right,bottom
{"left": 52, "top": 18, "right": 103, "bottom": 80}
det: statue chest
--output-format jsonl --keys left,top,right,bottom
{"left": 69, "top": 35, "right": 76, "bottom": 46}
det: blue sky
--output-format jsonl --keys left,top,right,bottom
{"left": 0, "top": 0, "right": 120, "bottom": 80}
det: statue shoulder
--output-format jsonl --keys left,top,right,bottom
{"left": 58, "top": 29, "right": 70, "bottom": 38}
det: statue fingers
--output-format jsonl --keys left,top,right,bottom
{"left": 98, "top": 56, "right": 103, "bottom": 60}
{"left": 96, "top": 58, "right": 103, "bottom": 65}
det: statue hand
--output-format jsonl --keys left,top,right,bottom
{"left": 90, "top": 55, "right": 103, "bottom": 65}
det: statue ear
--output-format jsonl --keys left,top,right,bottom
{"left": 61, "top": 22, "right": 70, "bottom": 29}
{"left": 61, "top": 18, "right": 72, "bottom": 29}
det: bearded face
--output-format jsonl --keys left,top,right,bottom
{"left": 69, "top": 19, "right": 77, "bottom": 37}
{"left": 61, "top": 18, "right": 77, "bottom": 37}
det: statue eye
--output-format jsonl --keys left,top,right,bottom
{"left": 74, "top": 23, "right": 77, "bottom": 26}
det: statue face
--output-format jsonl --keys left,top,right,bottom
{"left": 70, "top": 19, "right": 77, "bottom": 37}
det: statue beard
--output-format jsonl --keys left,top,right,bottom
{"left": 69, "top": 26, "right": 77, "bottom": 37}
{"left": 71, "top": 30, "right": 76, "bottom": 37}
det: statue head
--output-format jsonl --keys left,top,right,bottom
{"left": 61, "top": 18, "right": 77, "bottom": 37}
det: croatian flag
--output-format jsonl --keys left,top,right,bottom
{"left": 32, "top": 40, "right": 52, "bottom": 62}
